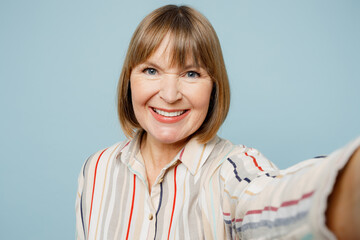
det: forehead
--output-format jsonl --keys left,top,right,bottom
{"left": 141, "top": 33, "right": 202, "bottom": 69}
{"left": 149, "top": 34, "right": 174, "bottom": 61}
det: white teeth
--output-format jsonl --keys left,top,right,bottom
{"left": 153, "top": 108, "right": 186, "bottom": 117}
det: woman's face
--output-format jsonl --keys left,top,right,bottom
{"left": 130, "top": 35, "right": 213, "bottom": 146}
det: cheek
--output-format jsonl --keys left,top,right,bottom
{"left": 188, "top": 83, "right": 213, "bottom": 110}
{"left": 130, "top": 80, "right": 150, "bottom": 128}
{"left": 130, "top": 79, "right": 154, "bottom": 107}
{"left": 130, "top": 87, "right": 142, "bottom": 108}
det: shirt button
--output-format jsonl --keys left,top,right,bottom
{"left": 148, "top": 213, "right": 153, "bottom": 220}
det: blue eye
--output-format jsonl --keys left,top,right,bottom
{"left": 144, "top": 68, "right": 157, "bottom": 75}
{"left": 186, "top": 71, "right": 200, "bottom": 78}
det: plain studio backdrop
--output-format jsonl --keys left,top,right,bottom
{"left": 0, "top": 0, "right": 359, "bottom": 239}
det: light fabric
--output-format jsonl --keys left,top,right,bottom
{"left": 75, "top": 134, "right": 360, "bottom": 239}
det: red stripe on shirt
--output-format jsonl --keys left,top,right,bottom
{"left": 120, "top": 141, "right": 130, "bottom": 151}
{"left": 244, "top": 191, "right": 315, "bottom": 216}
{"left": 222, "top": 191, "right": 315, "bottom": 221}
{"left": 126, "top": 174, "right": 136, "bottom": 240}
{"left": 179, "top": 148, "right": 185, "bottom": 160}
{"left": 281, "top": 191, "right": 314, "bottom": 207}
{"left": 222, "top": 212, "right": 243, "bottom": 223}
{"left": 232, "top": 218, "right": 243, "bottom": 222}
{"left": 245, "top": 152, "right": 264, "bottom": 171}
{"left": 87, "top": 148, "right": 107, "bottom": 236}
{"left": 168, "top": 165, "right": 178, "bottom": 240}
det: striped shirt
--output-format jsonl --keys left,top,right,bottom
{"left": 75, "top": 134, "right": 360, "bottom": 239}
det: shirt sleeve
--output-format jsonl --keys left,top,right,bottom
{"left": 75, "top": 161, "right": 86, "bottom": 240}
{"left": 75, "top": 152, "right": 98, "bottom": 240}
{"left": 220, "top": 137, "right": 360, "bottom": 239}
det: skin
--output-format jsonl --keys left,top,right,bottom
{"left": 130, "top": 34, "right": 213, "bottom": 190}
{"left": 326, "top": 146, "right": 360, "bottom": 239}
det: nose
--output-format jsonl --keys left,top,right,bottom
{"left": 159, "top": 74, "right": 182, "bottom": 103}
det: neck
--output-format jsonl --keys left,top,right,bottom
{"left": 141, "top": 133, "right": 186, "bottom": 169}
{"left": 140, "top": 132, "right": 187, "bottom": 190}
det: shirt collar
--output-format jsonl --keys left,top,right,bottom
{"left": 179, "top": 135, "right": 219, "bottom": 175}
{"left": 115, "top": 132, "right": 141, "bottom": 166}
{"left": 116, "top": 132, "right": 219, "bottom": 175}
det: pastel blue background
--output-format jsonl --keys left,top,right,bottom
{"left": 0, "top": 0, "right": 359, "bottom": 239}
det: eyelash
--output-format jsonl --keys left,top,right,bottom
{"left": 142, "top": 67, "right": 201, "bottom": 78}
{"left": 143, "top": 68, "right": 157, "bottom": 75}
{"left": 185, "top": 71, "right": 200, "bottom": 78}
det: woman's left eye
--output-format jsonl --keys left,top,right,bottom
{"left": 185, "top": 71, "right": 200, "bottom": 78}
{"left": 143, "top": 68, "right": 157, "bottom": 75}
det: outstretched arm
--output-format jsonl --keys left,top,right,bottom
{"left": 326, "top": 147, "right": 360, "bottom": 239}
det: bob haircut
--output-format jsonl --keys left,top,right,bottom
{"left": 117, "top": 4, "right": 230, "bottom": 144}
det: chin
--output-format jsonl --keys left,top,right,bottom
{"left": 152, "top": 131, "right": 187, "bottom": 145}
{"left": 156, "top": 135, "right": 183, "bottom": 145}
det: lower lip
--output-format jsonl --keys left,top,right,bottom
{"left": 150, "top": 108, "right": 190, "bottom": 124}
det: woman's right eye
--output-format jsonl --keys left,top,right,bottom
{"left": 143, "top": 68, "right": 157, "bottom": 75}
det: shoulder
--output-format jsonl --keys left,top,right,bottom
{"left": 215, "top": 138, "right": 279, "bottom": 184}
{"left": 80, "top": 140, "right": 130, "bottom": 180}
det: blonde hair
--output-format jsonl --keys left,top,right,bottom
{"left": 117, "top": 5, "right": 230, "bottom": 143}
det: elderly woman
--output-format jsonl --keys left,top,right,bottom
{"left": 75, "top": 5, "right": 360, "bottom": 240}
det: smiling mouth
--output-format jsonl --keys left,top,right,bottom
{"left": 152, "top": 108, "right": 188, "bottom": 117}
